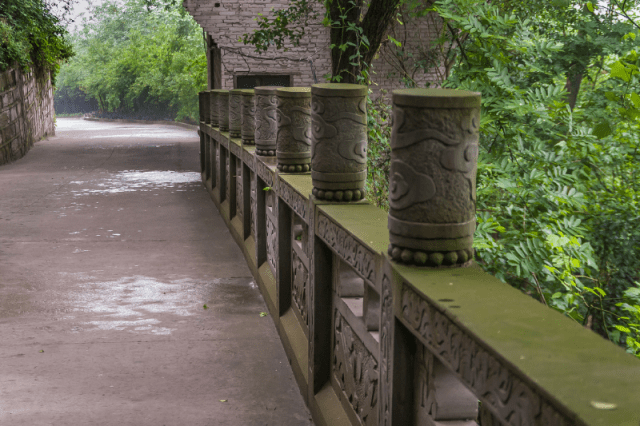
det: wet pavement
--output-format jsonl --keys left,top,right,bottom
{"left": 0, "top": 119, "right": 312, "bottom": 425}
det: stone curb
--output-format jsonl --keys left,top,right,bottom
{"left": 82, "top": 116, "right": 199, "bottom": 131}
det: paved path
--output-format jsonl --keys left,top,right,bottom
{"left": 0, "top": 119, "right": 311, "bottom": 426}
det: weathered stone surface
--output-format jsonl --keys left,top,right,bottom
{"left": 387, "top": 88, "right": 480, "bottom": 267}
{"left": 254, "top": 86, "right": 279, "bottom": 157}
{"left": 199, "top": 91, "right": 211, "bottom": 124}
{"left": 311, "top": 83, "right": 367, "bottom": 202}
{"left": 240, "top": 89, "right": 255, "bottom": 145}
{"left": 0, "top": 67, "right": 54, "bottom": 166}
{"left": 276, "top": 87, "right": 311, "bottom": 173}
{"left": 214, "top": 89, "right": 230, "bottom": 131}
{"left": 229, "top": 89, "right": 243, "bottom": 138}
{"left": 209, "top": 90, "right": 219, "bottom": 127}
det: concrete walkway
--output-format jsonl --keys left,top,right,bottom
{"left": 0, "top": 119, "right": 312, "bottom": 425}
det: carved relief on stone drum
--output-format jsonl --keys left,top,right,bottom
{"left": 215, "top": 90, "right": 230, "bottom": 132}
{"left": 276, "top": 87, "right": 312, "bottom": 173}
{"left": 387, "top": 89, "right": 480, "bottom": 267}
{"left": 310, "top": 83, "right": 367, "bottom": 202}
{"left": 229, "top": 89, "right": 243, "bottom": 138}
{"left": 209, "top": 90, "right": 219, "bottom": 127}
{"left": 198, "top": 91, "right": 209, "bottom": 124}
{"left": 239, "top": 89, "right": 256, "bottom": 145}
{"left": 254, "top": 86, "right": 279, "bottom": 157}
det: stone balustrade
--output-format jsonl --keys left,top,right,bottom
{"left": 197, "top": 87, "right": 640, "bottom": 426}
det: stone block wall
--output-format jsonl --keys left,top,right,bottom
{"left": 0, "top": 66, "right": 55, "bottom": 165}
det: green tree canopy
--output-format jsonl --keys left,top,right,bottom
{"left": 56, "top": 0, "right": 206, "bottom": 121}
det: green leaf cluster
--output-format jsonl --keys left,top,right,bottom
{"left": 55, "top": 0, "right": 206, "bottom": 122}
{"left": 0, "top": 0, "right": 73, "bottom": 82}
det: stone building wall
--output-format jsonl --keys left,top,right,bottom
{"left": 182, "top": 0, "right": 442, "bottom": 93}
{"left": 0, "top": 66, "right": 55, "bottom": 165}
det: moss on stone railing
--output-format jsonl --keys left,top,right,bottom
{"left": 198, "top": 87, "right": 640, "bottom": 426}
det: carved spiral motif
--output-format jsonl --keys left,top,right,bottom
{"left": 217, "top": 91, "right": 230, "bottom": 131}
{"left": 254, "top": 87, "right": 279, "bottom": 156}
{"left": 209, "top": 91, "right": 219, "bottom": 127}
{"left": 229, "top": 90, "right": 242, "bottom": 138}
{"left": 388, "top": 89, "right": 480, "bottom": 266}
{"left": 240, "top": 90, "right": 255, "bottom": 144}
{"left": 310, "top": 83, "right": 368, "bottom": 201}
{"left": 275, "top": 87, "right": 312, "bottom": 173}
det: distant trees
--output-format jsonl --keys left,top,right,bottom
{"left": 55, "top": 0, "right": 206, "bottom": 122}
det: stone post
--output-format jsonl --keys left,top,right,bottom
{"left": 310, "top": 83, "right": 367, "bottom": 202}
{"left": 229, "top": 89, "right": 243, "bottom": 138}
{"left": 387, "top": 88, "right": 480, "bottom": 267}
{"left": 254, "top": 86, "right": 279, "bottom": 156}
{"left": 217, "top": 90, "right": 230, "bottom": 132}
{"left": 240, "top": 89, "right": 256, "bottom": 145}
{"left": 198, "top": 91, "right": 209, "bottom": 123}
{"left": 276, "top": 87, "right": 312, "bottom": 173}
{"left": 210, "top": 90, "right": 219, "bottom": 127}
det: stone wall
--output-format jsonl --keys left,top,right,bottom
{"left": 182, "top": 0, "right": 442, "bottom": 92}
{"left": 0, "top": 66, "right": 55, "bottom": 165}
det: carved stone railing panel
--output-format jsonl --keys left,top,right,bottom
{"left": 255, "top": 158, "right": 275, "bottom": 189}
{"left": 236, "top": 158, "right": 243, "bottom": 219}
{"left": 250, "top": 172, "right": 256, "bottom": 239}
{"left": 266, "top": 189, "right": 277, "bottom": 275}
{"left": 400, "top": 284, "right": 572, "bottom": 426}
{"left": 333, "top": 308, "right": 379, "bottom": 426}
{"left": 243, "top": 149, "right": 255, "bottom": 171}
{"left": 280, "top": 178, "right": 309, "bottom": 224}
{"left": 317, "top": 212, "right": 376, "bottom": 287}
{"left": 292, "top": 249, "right": 309, "bottom": 327}
{"left": 225, "top": 151, "right": 230, "bottom": 203}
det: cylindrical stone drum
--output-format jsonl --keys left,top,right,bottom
{"left": 254, "top": 86, "right": 279, "bottom": 156}
{"left": 216, "top": 90, "right": 230, "bottom": 132}
{"left": 387, "top": 88, "right": 480, "bottom": 267}
{"left": 276, "top": 87, "right": 312, "bottom": 173}
{"left": 311, "top": 83, "right": 367, "bottom": 202}
{"left": 210, "top": 90, "right": 219, "bottom": 127}
{"left": 229, "top": 89, "right": 243, "bottom": 139}
{"left": 198, "top": 91, "right": 209, "bottom": 124}
{"left": 240, "top": 89, "right": 255, "bottom": 145}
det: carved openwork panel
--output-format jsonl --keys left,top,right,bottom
{"left": 400, "top": 284, "right": 571, "bottom": 426}
{"left": 379, "top": 273, "right": 393, "bottom": 426}
{"left": 333, "top": 309, "right": 379, "bottom": 426}
{"left": 317, "top": 212, "right": 376, "bottom": 286}
{"left": 225, "top": 152, "right": 230, "bottom": 202}
{"left": 250, "top": 171, "right": 256, "bottom": 239}
{"left": 292, "top": 249, "right": 309, "bottom": 327}
{"left": 236, "top": 159, "right": 243, "bottom": 219}
{"left": 266, "top": 190, "right": 277, "bottom": 275}
{"left": 280, "top": 179, "right": 309, "bottom": 223}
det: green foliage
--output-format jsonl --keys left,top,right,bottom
{"left": 0, "top": 0, "right": 73, "bottom": 82}
{"left": 56, "top": 0, "right": 206, "bottom": 122}
{"left": 428, "top": 0, "right": 640, "bottom": 356}
{"left": 363, "top": 0, "right": 640, "bottom": 357}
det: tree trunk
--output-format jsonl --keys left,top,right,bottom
{"left": 565, "top": 69, "right": 584, "bottom": 111}
{"left": 328, "top": 0, "right": 400, "bottom": 83}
